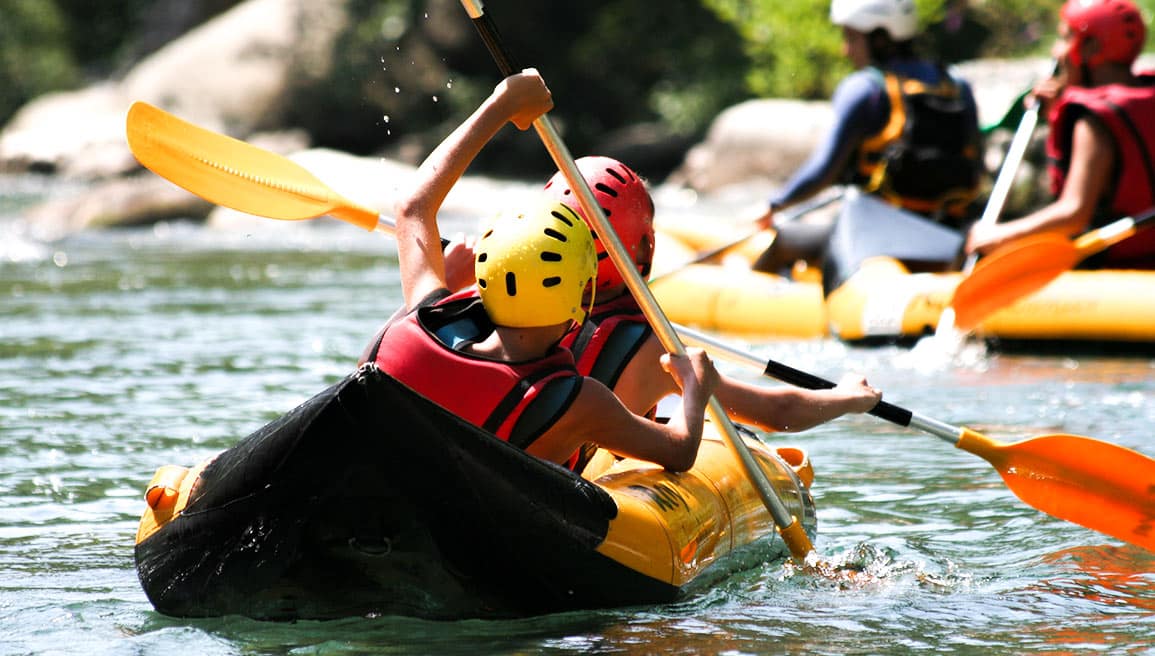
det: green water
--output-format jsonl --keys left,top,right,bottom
{"left": 3, "top": 176, "right": 1155, "bottom": 655}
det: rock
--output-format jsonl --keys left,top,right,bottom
{"left": 0, "top": 0, "right": 347, "bottom": 179}
{"left": 21, "top": 175, "right": 213, "bottom": 240}
{"left": 667, "top": 99, "right": 833, "bottom": 193}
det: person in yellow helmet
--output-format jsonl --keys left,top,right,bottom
{"left": 361, "top": 69, "right": 718, "bottom": 473}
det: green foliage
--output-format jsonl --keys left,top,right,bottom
{"left": 0, "top": 0, "right": 79, "bottom": 124}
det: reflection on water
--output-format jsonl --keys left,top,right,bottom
{"left": 3, "top": 175, "right": 1155, "bottom": 654}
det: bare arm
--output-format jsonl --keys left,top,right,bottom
{"left": 530, "top": 349, "right": 718, "bottom": 472}
{"left": 394, "top": 70, "right": 553, "bottom": 310}
{"left": 715, "top": 372, "right": 880, "bottom": 433}
{"left": 966, "top": 115, "right": 1115, "bottom": 255}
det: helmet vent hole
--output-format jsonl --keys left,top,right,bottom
{"left": 478, "top": 279, "right": 487, "bottom": 289}
{"left": 541, "top": 251, "right": 562, "bottom": 262}
{"left": 542, "top": 276, "right": 561, "bottom": 288}
{"left": 595, "top": 182, "right": 619, "bottom": 198}
{"left": 550, "top": 210, "right": 575, "bottom": 227}
{"left": 605, "top": 168, "right": 630, "bottom": 184}
{"left": 504, "top": 272, "right": 517, "bottom": 296}
{"left": 477, "top": 252, "right": 488, "bottom": 263}
{"left": 544, "top": 228, "right": 568, "bottom": 242}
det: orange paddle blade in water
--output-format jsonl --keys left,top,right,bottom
{"left": 125, "top": 102, "right": 380, "bottom": 230}
{"left": 957, "top": 429, "right": 1155, "bottom": 550}
{"left": 950, "top": 233, "right": 1079, "bottom": 330}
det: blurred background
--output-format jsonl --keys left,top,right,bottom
{"left": 6, "top": 0, "right": 1148, "bottom": 181}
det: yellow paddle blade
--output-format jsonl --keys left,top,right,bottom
{"left": 957, "top": 429, "right": 1155, "bottom": 550}
{"left": 125, "top": 102, "right": 379, "bottom": 230}
{"left": 950, "top": 233, "right": 1080, "bottom": 330}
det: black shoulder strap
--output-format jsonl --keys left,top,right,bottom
{"left": 505, "top": 375, "right": 583, "bottom": 449}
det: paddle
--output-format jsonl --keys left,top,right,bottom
{"left": 646, "top": 189, "right": 844, "bottom": 286}
{"left": 126, "top": 102, "right": 450, "bottom": 249}
{"left": 950, "top": 207, "right": 1155, "bottom": 330}
{"left": 457, "top": 0, "right": 816, "bottom": 562}
{"left": 126, "top": 102, "right": 382, "bottom": 231}
{"left": 933, "top": 63, "right": 1056, "bottom": 339}
{"left": 675, "top": 323, "right": 1155, "bottom": 551}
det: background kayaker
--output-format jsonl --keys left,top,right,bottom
{"left": 362, "top": 69, "right": 720, "bottom": 473}
{"left": 749, "top": 0, "right": 982, "bottom": 277}
{"left": 964, "top": 0, "right": 1155, "bottom": 269}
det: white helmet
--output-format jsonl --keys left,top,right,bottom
{"left": 830, "top": 0, "right": 919, "bottom": 41}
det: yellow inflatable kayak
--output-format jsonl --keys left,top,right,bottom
{"left": 134, "top": 366, "right": 816, "bottom": 620}
{"left": 652, "top": 242, "right": 1155, "bottom": 346}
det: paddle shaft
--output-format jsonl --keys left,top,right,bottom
{"left": 963, "top": 61, "right": 1056, "bottom": 272}
{"left": 675, "top": 323, "right": 962, "bottom": 445}
{"left": 459, "top": 0, "right": 814, "bottom": 558}
{"left": 1074, "top": 207, "right": 1155, "bottom": 256}
{"left": 647, "top": 189, "right": 844, "bottom": 286}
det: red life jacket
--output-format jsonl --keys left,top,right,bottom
{"left": 560, "top": 293, "right": 652, "bottom": 387}
{"left": 367, "top": 289, "right": 583, "bottom": 448}
{"left": 1047, "top": 73, "right": 1155, "bottom": 268}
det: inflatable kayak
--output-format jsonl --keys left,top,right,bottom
{"left": 826, "top": 256, "right": 1155, "bottom": 346}
{"left": 652, "top": 253, "right": 1155, "bottom": 347}
{"left": 134, "top": 365, "right": 816, "bottom": 621}
{"left": 652, "top": 192, "right": 1155, "bottom": 347}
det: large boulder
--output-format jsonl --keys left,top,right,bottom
{"left": 0, "top": 0, "right": 347, "bottom": 179}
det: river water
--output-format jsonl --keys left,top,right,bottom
{"left": 3, "top": 173, "right": 1154, "bottom": 655}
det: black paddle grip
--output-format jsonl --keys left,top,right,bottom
{"left": 762, "top": 360, "right": 913, "bottom": 427}
{"left": 470, "top": 12, "right": 519, "bottom": 76}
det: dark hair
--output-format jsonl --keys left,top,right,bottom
{"left": 867, "top": 28, "right": 916, "bottom": 63}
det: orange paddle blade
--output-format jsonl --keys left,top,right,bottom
{"left": 950, "top": 233, "right": 1081, "bottom": 330}
{"left": 957, "top": 429, "right": 1155, "bottom": 550}
{"left": 125, "top": 102, "right": 379, "bottom": 230}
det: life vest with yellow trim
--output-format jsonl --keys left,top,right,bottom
{"left": 1047, "top": 74, "right": 1155, "bottom": 268}
{"left": 854, "top": 68, "right": 982, "bottom": 219}
{"left": 368, "top": 289, "right": 584, "bottom": 448}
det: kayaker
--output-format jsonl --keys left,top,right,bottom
{"left": 361, "top": 69, "right": 719, "bottom": 473}
{"left": 750, "top": 0, "right": 982, "bottom": 277}
{"left": 965, "top": 0, "right": 1155, "bottom": 269}
{"left": 543, "top": 157, "right": 882, "bottom": 451}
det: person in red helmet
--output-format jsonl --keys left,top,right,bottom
{"left": 965, "top": 0, "right": 1155, "bottom": 268}
{"left": 544, "top": 156, "right": 882, "bottom": 473}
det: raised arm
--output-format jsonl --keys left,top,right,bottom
{"left": 393, "top": 69, "right": 553, "bottom": 310}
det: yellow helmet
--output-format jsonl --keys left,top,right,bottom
{"left": 475, "top": 198, "right": 596, "bottom": 328}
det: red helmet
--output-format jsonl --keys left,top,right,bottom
{"left": 543, "top": 156, "right": 655, "bottom": 292}
{"left": 1061, "top": 0, "right": 1146, "bottom": 68}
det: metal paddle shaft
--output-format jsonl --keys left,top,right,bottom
{"left": 934, "top": 62, "right": 1056, "bottom": 338}
{"left": 458, "top": 0, "right": 815, "bottom": 560}
{"left": 676, "top": 322, "right": 1155, "bottom": 551}
{"left": 646, "top": 189, "right": 844, "bottom": 286}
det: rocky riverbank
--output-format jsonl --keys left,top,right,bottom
{"left": 2, "top": 0, "right": 1115, "bottom": 238}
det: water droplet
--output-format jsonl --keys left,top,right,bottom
{"left": 432, "top": 96, "right": 438, "bottom": 103}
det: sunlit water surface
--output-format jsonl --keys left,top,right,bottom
{"left": 3, "top": 174, "right": 1155, "bottom": 655}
